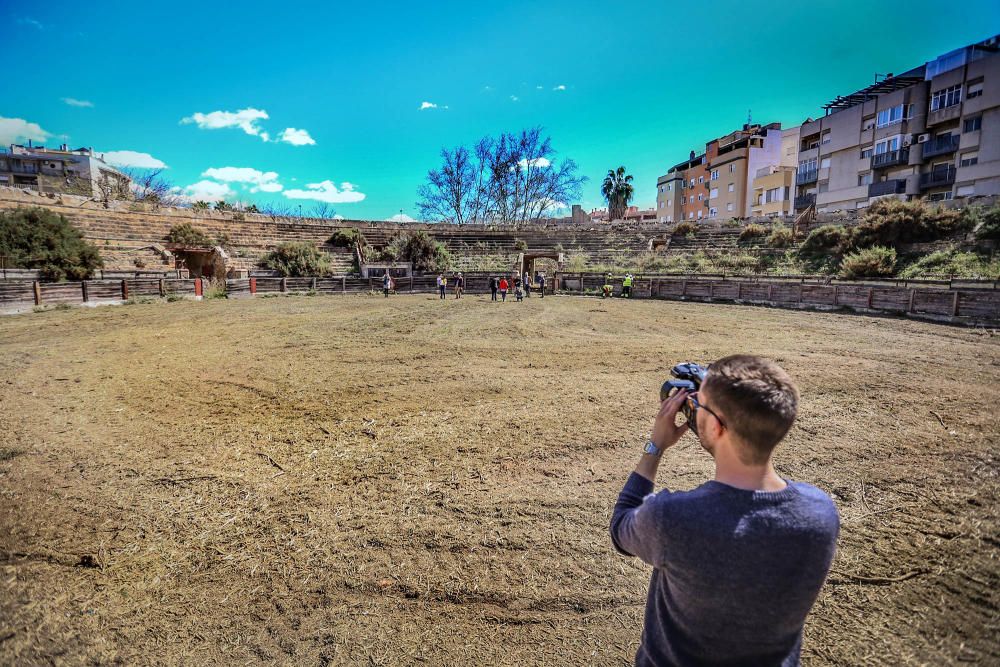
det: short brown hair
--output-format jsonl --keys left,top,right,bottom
{"left": 701, "top": 355, "right": 799, "bottom": 464}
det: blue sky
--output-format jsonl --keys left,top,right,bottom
{"left": 3, "top": 1, "right": 999, "bottom": 220}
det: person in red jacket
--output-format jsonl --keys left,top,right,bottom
{"left": 498, "top": 277, "right": 509, "bottom": 302}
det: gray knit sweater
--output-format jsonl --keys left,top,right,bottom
{"left": 611, "top": 472, "right": 839, "bottom": 666}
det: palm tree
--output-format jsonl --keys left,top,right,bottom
{"left": 601, "top": 166, "right": 634, "bottom": 221}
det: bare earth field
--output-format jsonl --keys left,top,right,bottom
{"left": 1, "top": 294, "right": 998, "bottom": 666}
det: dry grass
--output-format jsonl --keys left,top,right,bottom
{"left": 1, "top": 294, "right": 998, "bottom": 665}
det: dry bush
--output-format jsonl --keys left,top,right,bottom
{"left": 738, "top": 223, "right": 768, "bottom": 243}
{"left": 840, "top": 245, "right": 896, "bottom": 278}
{"left": 673, "top": 222, "right": 698, "bottom": 237}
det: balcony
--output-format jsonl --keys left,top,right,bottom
{"left": 794, "top": 194, "right": 816, "bottom": 210}
{"left": 921, "top": 135, "right": 960, "bottom": 159}
{"left": 868, "top": 179, "right": 907, "bottom": 197}
{"left": 919, "top": 166, "right": 956, "bottom": 189}
{"left": 927, "top": 104, "right": 961, "bottom": 127}
{"left": 871, "top": 147, "right": 909, "bottom": 169}
{"left": 796, "top": 169, "right": 818, "bottom": 185}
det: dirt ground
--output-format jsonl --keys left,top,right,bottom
{"left": 1, "top": 294, "right": 998, "bottom": 666}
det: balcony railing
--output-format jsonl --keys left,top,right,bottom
{"left": 796, "top": 169, "right": 818, "bottom": 185}
{"left": 794, "top": 194, "right": 816, "bottom": 210}
{"left": 921, "top": 135, "right": 960, "bottom": 160}
{"left": 919, "top": 166, "right": 956, "bottom": 189}
{"left": 868, "top": 179, "right": 907, "bottom": 197}
{"left": 871, "top": 147, "right": 909, "bottom": 169}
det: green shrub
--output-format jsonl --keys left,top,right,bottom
{"left": 714, "top": 252, "right": 761, "bottom": 273}
{"left": 203, "top": 279, "right": 228, "bottom": 299}
{"left": 0, "top": 207, "right": 103, "bottom": 280}
{"left": 767, "top": 223, "right": 794, "bottom": 248}
{"left": 971, "top": 205, "right": 1000, "bottom": 241}
{"left": 564, "top": 252, "right": 590, "bottom": 272}
{"left": 801, "top": 224, "right": 852, "bottom": 256}
{"left": 673, "top": 222, "right": 698, "bottom": 237}
{"left": 852, "top": 199, "right": 970, "bottom": 248}
{"left": 166, "top": 223, "right": 213, "bottom": 247}
{"left": 898, "top": 249, "right": 1000, "bottom": 279}
{"left": 329, "top": 228, "right": 368, "bottom": 248}
{"left": 636, "top": 252, "right": 668, "bottom": 273}
{"left": 839, "top": 245, "right": 896, "bottom": 279}
{"left": 262, "top": 242, "right": 332, "bottom": 276}
{"left": 514, "top": 238, "right": 529, "bottom": 252}
{"left": 738, "top": 223, "right": 768, "bottom": 243}
{"left": 385, "top": 231, "right": 451, "bottom": 272}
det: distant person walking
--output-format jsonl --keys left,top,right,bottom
{"left": 523, "top": 271, "right": 531, "bottom": 298}
{"left": 454, "top": 272, "right": 465, "bottom": 299}
{"left": 437, "top": 274, "right": 446, "bottom": 300}
{"left": 490, "top": 276, "right": 499, "bottom": 301}
{"left": 383, "top": 272, "right": 392, "bottom": 298}
{"left": 537, "top": 273, "right": 545, "bottom": 298}
{"left": 499, "top": 277, "right": 509, "bottom": 302}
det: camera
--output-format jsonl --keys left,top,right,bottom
{"left": 660, "top": 362, "right": 710, "bottom": 426}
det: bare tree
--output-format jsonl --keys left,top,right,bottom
{"left": 417, "top": 128, "right": 585, "bottom": 225}
{"left": 311, "top": 202, "right": 338, "bottom": 219}
{"left": 123, "top": 168, "right": 186, "bottom": 208}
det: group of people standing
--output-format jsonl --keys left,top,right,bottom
{"left": 487, "top": 271, "right": 545, "bottom": 302}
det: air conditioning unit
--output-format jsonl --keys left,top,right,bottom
{"left": 916, "top": 133, "right": 930, "bottom": 143}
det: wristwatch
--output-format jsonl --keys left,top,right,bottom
{"left": 643, "top": 440, "right": 662, "bottom": 457}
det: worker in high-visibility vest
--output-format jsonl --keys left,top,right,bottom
{"left": 622, "top": 273, "right": 633, "bottom": 298}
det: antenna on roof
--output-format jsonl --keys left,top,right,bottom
{"left": 747, "top": 109, "right": 752, "bottom": 126}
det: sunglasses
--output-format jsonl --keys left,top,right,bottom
{"left": 685, "top": 392, "right": 725, "bottom": 434}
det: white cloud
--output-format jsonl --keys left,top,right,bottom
{"left": 62, "top": 97, "right": 94, "bottom": 108}
{"left": 202, "top": 166, "right": 282, "bottom": 192}
{"left": 102, "top": 150, "right": 168, "bottom": 169}
{"left": 332, "top": 214, "right": 345, "bottom": 220}
{"left": 283, "top": 180, "right": 365, "bottom": 204}
{"left": 278, "top": 127, "right": 315, "bottom": 146}
{"left": 386, "top": 213, "right": 416, "bottom": 222}
{"left": 419, "top": 101, "right": 448, "bottom": 110}
{"left": 535, "top": 85, "right": 543, "bottom": 90}
{"left": 518, "top": 157, "right": 551, "bottom": 169}
{"left": 183, "top": 180, "right": 234, "bottom": 202}
{"left": 180, "top": 108, "right": 270, "bottom": 141}
{"left": 0, "top": 116, "right": 51, "bottom": 145}
{"left": 17, "top": 17, "right": 43, "bottom": 30}
{"left": 510, "top": 95, "right": 519, "bottom": 102}
{"left": 553, "top": 84, "right": 567, "bottom": 91}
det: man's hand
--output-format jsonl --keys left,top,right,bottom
{"left": 651, "top": 389, "right": 690, "bottom": 450}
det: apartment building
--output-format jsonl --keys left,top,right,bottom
{"left": 750, "top": 127, "right": 801, "bottom": 217}
{"left": 656, "top": 123, "right": 788, "bottom": 223}
{"left": 794, "top": 34, "right": 1000, "bottom": 213}
{"left": 0, "top": 143, "right": 131, "bottom": 199}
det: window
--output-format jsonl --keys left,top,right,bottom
{"left": 709, "top": 188, "right": 718, "bottom": 198}
{"left": 764, "top": 187, "right": 783, "bottom": 203}
{"left": 964, "top": 116, "right": 982, "bottom": 133}
{"left": 858, "top": 172, "right": 873, "bottom": 186}
{"left": 799, "top": 158, "right": 817, "bottom": 173}
{"left": 658, "top": 186, "right": 663, "bottom": 193}
{"left": 956, "top": 185, "right": 975, "bottom": 197}
{"left": 726, "top": 202, "right": 734, "bottom": 212}
{"left": 728, "top": 183, "right": 734, "bottom": 192}
{"left": 699, "top": 176, "right": 704, "bottom": 183}
{"left": 667, "top": 199, "right": 672, "bottom": 206}
{"left": 698, "top": 193, "right": 704, "bottom": 201}
{"left": 666, "top": 215, "right": 673, "bottom": 222}
{"left": 689, "top": 195, "right": 694, "bottom": 203}
{"left": 960, "top": 152, "right": 978, "bottom": 167}
{"left": 820, "top": 157, "right": 831, "bottom": 169}
{"left": 709, "top": 207, "right": 718, "bottom": 218}
{"left": 967, "top": 81, "right": 983, "bottom": 99}
{"left": 874, "top": 136, "right": 900, "bottom": 154}
{"left": 666, "top": 183, "right": 672, "bottom": 191}
{"left": 927, "top": 191, "right": 954, "bottom": 202}
{"left": 710, "top": 169, "right": 719, "bottom": 180}
{"left": 689, "top": 178, "right": 695, "bottom": 187}
{"left": 697, "top": 210, "right": 703, "bottom": 219}
{"left": 821, "top": 131, "right": 831, "bottom": 144}
{"left": 876, "top": 104, "right": 911, "bottom": 127}
{"left": 862, "top": 115, "right": 875, "bottom": 131}
{"left": 930, "top": 84, "right": 962, "bottom": 111}
{"left": 658, "top": 201, "right": 663, "bottom": 209}
{"left": 860, "top": 146, "right": 873, "bottom": 159}
{"left": 688, "top": 212, "right": 694, "bottom": 219}
{"left": 729, "top": 164, "right": 736, "bottom": 173}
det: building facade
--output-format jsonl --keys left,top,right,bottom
{"left": 794, "top": 34, "right": 1000, "bottom": 213}
{"left": 0, "top": 144, "right": 131, "bottom": 199}
{"left": 657, "top": 123, "right": 789, "bottom": 223}
{"left": 750, "top": 127, "right": 800, "bottom": 217}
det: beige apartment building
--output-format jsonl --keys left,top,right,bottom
{"left": 657, "top": 122, "right": 789, "bottom": 223}
{"left": 750, "top": 127, "right": 800, "bottom": 217}
{"left": 794, "top": 34, "right": 1000, "bottom": 212}
{"left": 0, "top": 143, "right": 131, "bottom": 199}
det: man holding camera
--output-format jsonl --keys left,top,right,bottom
{"left": 610, "top": 355, "right": 839, "bottom": 667}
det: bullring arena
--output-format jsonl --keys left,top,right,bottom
{"left": 1, "top": 189, "right": 999, "bottom": 665}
